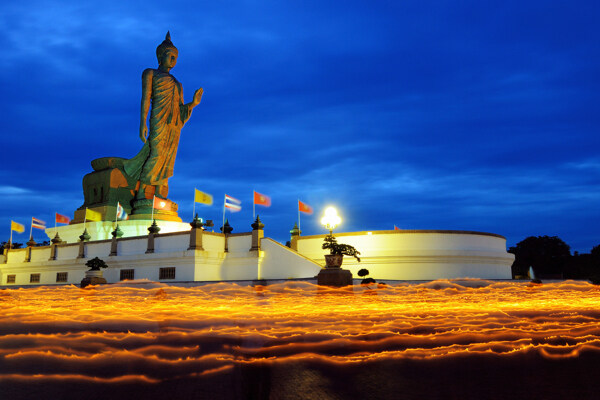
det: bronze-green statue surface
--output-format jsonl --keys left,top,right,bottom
{"left": 124, "top": 31, "right": 203, "bottom": 199}
{"left": 75, "top": 32, "right": 202, "bottom": 223}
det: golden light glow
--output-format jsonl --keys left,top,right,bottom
{"left": 320, "top": 206, "right": 341, "bottom": 231}
{"left": 0, "top": 280, "right": 599, "bottom": 387}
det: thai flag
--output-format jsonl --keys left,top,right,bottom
{"left": 116, "top": 202, "right": 129, "bottom": 221}
{"left": 32, "top": 217, "right": 46, "bottom": 230}
{"left": 224, "top": 194, "right": 241, "bottom": 212}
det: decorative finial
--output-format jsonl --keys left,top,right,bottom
{"left": 112, "top": 224, "right": 124, "bottom": 238}
{"left": 290, "top": 222, "right": 300, "bottom": 236}
{"left": 190, "top": 213, "right": 204, "bottom": 229}
{"left": 79, "top": 228, "right": 91, "bottom": 242}
{"left": 27, "top": 235, "right": 36, "bottom": 247}
{"left": 148, "top": 220, "right": 161, "bottom": 234}
{"left": 166, "top": 31, "right": 171, "bottom": 41}
{"left": 251, "top": 215, "right": 264, "bottom": 231}
{"left": 220, "top": 219, "right": 233, "bottom": 234}
{"left": 51, "top": 232, "right": 62, "bottom": 244}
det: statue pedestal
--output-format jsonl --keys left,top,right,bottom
{"left": 130, "top": 197, "right": 181, "bottom": 222}
{"left": 75, "top": 159, "right": 182, "bottom": 223}
{"left": 317, "top": 267, "right": 353, "bottom": 287}
{"left": 74, "top": 164, "right": 136, "bottom": 224}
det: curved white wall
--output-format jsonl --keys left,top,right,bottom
{"left": 296, "top": 230, "right": 514, "bottom": 280}
{"left": 1, "top": 229, "right": 514, "bottom": 286}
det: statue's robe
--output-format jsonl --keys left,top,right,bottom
{"left": 123, "top": 69, "right": 193, "bottom": 186}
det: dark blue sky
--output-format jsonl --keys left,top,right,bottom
{"left": 1, "top": 0, "right": 599, "bottom": 252}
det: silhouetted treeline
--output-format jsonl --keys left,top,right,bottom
{"left": 0, "top": 241, "right": 50, "bottom": 252}
{"left": 509, "top": 235, "right": 600, "bottom": 281}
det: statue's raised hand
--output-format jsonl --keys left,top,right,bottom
{"left": 139, "top": 123, "right": 148, "bottom": 143}
{"left": 192, "top": 88, "right": 203, "bottom": 107}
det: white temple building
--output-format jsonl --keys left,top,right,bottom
{"left": 0, "top": 219, "right": 514, "bottom": 286}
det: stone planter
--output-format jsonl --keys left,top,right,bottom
{"left": 81, "top": 269, "right": 107, "bottom": 288}
{"left": 324, "top": 254, "right": 344, "bottom": 268}
{"left": 86, "top": 270, "right": 104, "bottom": 278}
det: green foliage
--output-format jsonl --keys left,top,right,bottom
{"left": 0, "top": 242, "right": 23, "bottom": 252}
{"left": 510, "top": 237, "right": 600, "bottom": 280}
{"left": 85, "top": 257, "right": 108, "bottom": 271}
{"left": 322, "top": 235, "right": 361, "bottom": 262}
{"left": 591, "top": 245, "right": 600, "bottom": 260}
{"left": 357, "top": 268, "right": 376, "bottom": 284}
{"left": 509, "top": 236, "right": 571, "bottom": 278}
{"left": 361, "top": 277, "right": 376, "bottom": 285}
{"left": 0, "top": 241, "right": 49, "bottom": 252}
{"left": 357, "top": 268, "right": 369, "bottom": 277}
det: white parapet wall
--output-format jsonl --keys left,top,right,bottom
{"left": 0, "top": 228, "right": 324, "bottom": 286}
{"left": 260, "top": 238, "right": 322, "bottom": 280}
{"left": 295, "top": 230, "right": 515, "bottom": 280}
{"left": 0, "top": 228, "right": 514, "bottom": 286}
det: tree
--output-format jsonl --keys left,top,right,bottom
{"left": 322, "top": 235, "right": 361, "bottom": 262}
{"left": 587, "top": 245, "right": 600, "bottom": 283}
{"left": 591, "top": 245, "right": 600, "bottom": 260}
{"left": 357, "top": 268, "right": 376, "bottom": 285}
{"left": 0, "top": 242, "right": 23, "bottom": 252}
{"left": 509, "top": 236, "right": 571, "bottom": 278}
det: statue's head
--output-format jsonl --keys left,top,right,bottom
{"left": 156, "top": 31, "right": 178, "bottom": 68}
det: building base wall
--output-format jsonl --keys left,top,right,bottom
{"left": 296, "top": 230, "right": 514, "bottom": 280}
{"left": 0, "top": 229, "right": 515, "bottom": 286}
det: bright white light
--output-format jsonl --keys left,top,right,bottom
{"left": 321, "top": 207, "right": 341, "bottom": 231}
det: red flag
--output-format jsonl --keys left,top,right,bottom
{"left": 254, "top": 191, "right": 271, "bottom": 207}
{"left": 56, "top": 213, "right": 70, "bottom": 224}
{"left": 153, "top": 197, "right": 172, "bottom": 211}
{"left": 394, "top": 225, "right": 400, "bottom": 230}
{"left": 298, "top": 200, "right": 313, "bottom": 214}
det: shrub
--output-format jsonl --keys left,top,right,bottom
{"left": 322, "top": 235, "right": 361, "bottom": 262}
{"left": 85, "top": 257, "right": 108, "bottom": 271}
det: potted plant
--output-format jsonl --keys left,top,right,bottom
{"left": 322, "top": 234, "right": 361, "bottom": 268}
{"left": 81, "top": 257, "right": 108, "bottom": 288}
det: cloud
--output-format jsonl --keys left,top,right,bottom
{"left": 0, "top": 0, "right": 599, "bottom": 251}
{"left": 0, "top": 186, "right": 31, "bottom": 195}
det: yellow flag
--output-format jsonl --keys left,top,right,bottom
{"left": 85, "top": 208, "right": 102, "bottom": 222}
{"left": 194, "top": 189, "right": 213, "bottom": 205}
{"left": 11, "top": 220, "right": 25, "bottom": 233}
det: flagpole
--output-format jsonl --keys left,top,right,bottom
{"left": 222, "top": 194, "right": 226, "bottom": 234}
{"left": 192, "top": 188, "right": 196, "bottom": 220}
{"left": 151, "top": 195, "right": 155, "bottom": 221}
{"left": 10, "top": 224, "right": 13, "bottom": 246}
{"left": 253, "top": 191, "right": 256, "bottom": 221}
{"left": 298, "top": 199, "right": 301, "bottom": 233}
{"left": 83, "top": 208, "right": 87, "bottom": 232}
{"left": 29, "top": 217, "right": 33, "bottom": 239}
